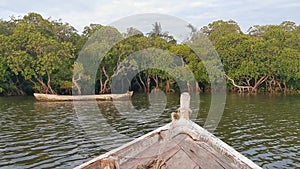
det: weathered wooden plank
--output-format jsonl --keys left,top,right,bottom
{"left": 78, "top": 158, "right": 117, "bottom": 169}
{"left": 113, "top": 133, "right": 162, "bottom": 165}
{"left": 179, "top": 138, "right": 237, "bottom": 169}
{"left": 165, "top": 149, "right": 197, "bottom": 169}
{"left": 121, "top": 133, "right": 184, "bottom": 168}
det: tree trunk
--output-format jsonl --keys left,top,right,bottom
{"left": 276, "top": 80, "right": 282, "bottom": 92}
{"left": 36, "top": 75, "right": 49, "bottom": 94}
{"left": 165, "top": 79, "right": 170, "bottom": 93}
{"left": 72, "top": 75, "right": 82, "bottom": 95}
{"left": 252, "top": 76, "right": 268, "bottom": 93}
{"left": 46, "top": 70, "right": 56, "bottom": 94}
{"left": 147, "top": 75, "right": 150, "bottom": 93}
{"left": 195, "top": 81, "right": 201, "bottom": 93}
{"left": 165, "top": 79, "right": 175, "bottom": 93}
{"left": 245, "top": 77, "right": 251, "bottom": 86}
{"left": 101, "top": 66, "right": 111, "bottom": 94}
{"left": 187, "top": 81, "right": 192, "bottom": 93}
{"left": 224, "top": 74, "right": 253, "bottom": 93}
{"left": 138, "top": 73, "right": 147, "bottom": 93}
{"left": 153, "top": 75, "right": 159, "bottom": 89}
{"left": 268, "top": 77, "right": 274, "bottom": 93}
{"left": 99, "top": 74, "right": 104, "bottom": 94}
{"left": 283, "top": 81, "right": 287, "bottom": 94}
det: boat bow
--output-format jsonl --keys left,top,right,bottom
{"left": 74, "top": 93, "right": 262, "bottom": 169}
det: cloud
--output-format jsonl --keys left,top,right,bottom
{"left": 0, "top": 0, "right": 299, "bottom": 33}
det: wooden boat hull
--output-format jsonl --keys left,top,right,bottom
{"left": 74, "top": 93, "right": 261, "bottom": 169}
{"left": 33, "top": 91, "right": 133, "bottom": 101}
{"left": 74, "top": 121, "right": 261, "bottom": 169}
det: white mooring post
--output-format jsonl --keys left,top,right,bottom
{"left": 179, "top": 92, "right": 192, "bottom": 120}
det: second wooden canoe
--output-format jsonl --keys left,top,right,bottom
{"left": 33, "top": 91, "right": 133, "bottom": 101}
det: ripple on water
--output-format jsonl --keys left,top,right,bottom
{"left": 0, "top": 94, "right": 299, "bottom": 168}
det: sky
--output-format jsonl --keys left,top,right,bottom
{"left": 0, "top": 0, "right": 299, "bottom": 34}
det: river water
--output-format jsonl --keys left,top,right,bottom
{"left": 0, "top": 93, "right": 299, "bottom": 169}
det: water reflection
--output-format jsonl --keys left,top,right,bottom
{"left": 0, "top": 94, "right": 299, "bottom": 168}
{"left": 214, "top": 94, "right": 300, "bottom": 169}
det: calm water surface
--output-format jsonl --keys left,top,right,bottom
{"left": 0, "top": 93, "right": 299, "bottom": 169}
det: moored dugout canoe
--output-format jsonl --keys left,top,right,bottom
{"left": 74, "top": 93, "right": 262, "bottom": 169}
{"left": 33, "top": 91, "right": 133, "bottom": 101}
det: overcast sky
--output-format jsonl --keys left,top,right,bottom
{"left": 0, "top": 0, "right": 299, "bottom": 33}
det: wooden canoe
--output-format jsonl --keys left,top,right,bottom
{"left": 33, "top": 91, "right": 133, "bottom": 101}
{"left": 74, "top": 93, "right": 262, "bottom": 169}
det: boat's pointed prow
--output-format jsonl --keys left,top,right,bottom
{"left": 74, "top": 92, "right": 262, "bottom": 169}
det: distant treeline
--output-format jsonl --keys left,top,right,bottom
{"left": 0, "top": 12, "right": 299, "bottom": 96}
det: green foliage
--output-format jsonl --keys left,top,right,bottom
{"left": 0, "top": 13, "right": 77, "bottom": 95}
{"left": 0, "top": 12, "right": 299, "bottom": 95}
{"left": 213, "top": 20, "right": 300, "bottom": 93}
{"left": 201, "top": 20, "right": 242, "bottom": 43}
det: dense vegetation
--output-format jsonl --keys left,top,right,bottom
{"left": 0, "top": 13, "right": 299, "bottom": 96}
